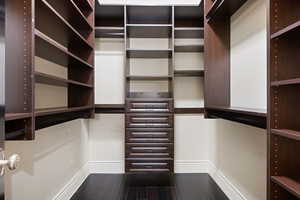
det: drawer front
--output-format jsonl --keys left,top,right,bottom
{"left": 126, "top": 159, "right": 173, "bottom": 172}
{"left": 126, "top": 143, "right": 173, "bottom": 158}
{"left": 126, "top": 114, "right": 173, "bottom": 128}
{"left": 126, "top": 99, "right": 173, "bottom": 113}
{"left": 126, "top": 128, "right": 173, "bottom": 143}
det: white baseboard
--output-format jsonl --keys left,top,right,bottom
{"left": 174, "top": 160, "right": 210, "bottom": 173}
{"left": 53, "top": 163, "right": 89, "bottom": 200}
{"left": 88, "top": 160, "right": 124, "bottom": 174}
{"left": 208, "top": 161, "right": 247, "bottom": 200}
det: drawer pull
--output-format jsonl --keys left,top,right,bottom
{"left": 131, "top": 147, "right": 167, "bottom": 150}
{"left": 132, "top": 163, "right": 168, "bottom": 166}
{"left": 130, "top": 153, "right": 169, "bottom": 156}
{"left": 129, "top": 138, "right": 169, "bottom": 141}
{"left": 132, "top": 132, "right": 168, "bottom": 136}
{"left": 132, "top": 117, "right": 168, "bottom": 121}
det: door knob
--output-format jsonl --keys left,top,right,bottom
{"left": 0, "top": 154, "right": 20, "bottom": 176}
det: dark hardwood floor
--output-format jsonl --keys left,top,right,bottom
{"left": 71, "top": 173, "right": 229, "bottom": 200}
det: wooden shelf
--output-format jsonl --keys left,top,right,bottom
{"left": 175, "top": 44, "right": 204, "bottom": 52}
{"left": 174, "top": 70, "right": 204, "bottom": 77}
{"left": 5, "top": 113, "right": 32, "bottom": 121}
{"left": 127, "top": 49, "right": 172, "bottom": 58}
{"left": 95, "top": 26, "right": 124, "bottom": 38}
{"left": 35, "top": 29, "right": 93, "bottom": 69}
{"left": 271, "top": 20, "right": 300, "bottom": 39}
{"left": 95, "top": 4, "right": 124, "bottom": 27}
{"left": 95, "top": 104, "right": 125, "bottom": 113}
{"left": 127, "top": 24, "right": 172, "bottom": 38}
{"left": 35, "top": 106, "right": 93, "bottom": 117}
{"left": 206, "top": 106, "right": 267, "bottom": 129}
{"left": 37, "top": 0, "right": 93, "bottom": 51}
{"left": 206, "top": 0, "right": 248, "bottom": 22}
{"left": 127, "top": 75, "right": 172, "bottom": 81}
{"left": 45, "top": 0, "right": 93, "bottom": 32}
{"left": 174, "top": 27, "right": 204, "bottom": 38}
{"left": 174, "top": 5, "right": 204, "bottom": 28}
{"left": 271, "top": 78, "right": 300, "bottom": 87}
{"left": 35, "top": 72, "right": 93, "bottom": 88}
{"left": 271, "top": 176, "right": 300, "bottom": 198}
{"left": 73, "top": 0, "right": 93, "bottom": 13}
{"left": 175, "top": 108, "right": 204, "bottom": 114}
{"left": 271, "top": 129, "right": 300, "bottom": 141}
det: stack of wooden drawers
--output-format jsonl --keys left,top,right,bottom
{"left": 125, "top": 99, "right": 174, "bottom": 173}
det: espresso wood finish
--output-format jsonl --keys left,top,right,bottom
{"left": 71, "top": 174, "right": 229, "bottom": 200}
{"left": 95, "top": 4, "right": 204, "bottom": 173}
{"left": 268, "top": 0, "right": 300, "bottom": 199}
{"left": 5, "top": 0, "right": 95, "bottom": 140}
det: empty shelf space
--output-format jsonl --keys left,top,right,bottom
{"left": 127, "top": 49, "right": 172, "bottom": 58}
{"left": 175, "top": 44, "right": 204, "bottom": 52}
{"left": 271, "top": 176, "right": 300, "bottom": 198}
{"left": 127, "top": 75, "right": 172, "bottom": 81}
{"left": 271, "top": 129, "right": 300, "bottom": 141}
{"left": 37, "top": 0, "right": 93, "bottom": 51}
{"left": 5, "top": 113, "right": 32, "bottom": 121}
{"left": 271, "top": 20, "right": 300, "bottom": 39}
{"left": 271, "top": 78, "right": 300, "bottom": 87}
{"left": 35, "top": 72, "right": 93, "bottom": 88}
{"left": 35, "top": 106, "right": 93, "bottom": 117}
{"left": 174, "top": 27, "right": 204, "bottom": 38}
{"left": 127, "top": 24, "right": 172, "bottom": 38}
{"left": 174, "top": 70, "right": 204, "bottom": 77}
{"left": 35, "top": 29, "right": 93, "bottom": 69}
{"left": 95, "top": 26, "right": 124, "bottom": 38}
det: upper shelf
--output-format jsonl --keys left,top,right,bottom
{"left": 271, "top": 176, "right": 300, "bottom": 199}
{"left": 127, "top": 6, "right": 172, "bottom": 24}
{"left": 36, "top": 0, "right": 93, "bottom": 52}
{"left": 271, "top": 20, "right": 300, "bottom": 39}
{"left": 127, "top": 48, "right": 172, "bottom": 58}
{"left": 95, "top": 26, "right": 124, "bottom": 38}
{"left": 95, "top": 4, "right": 124, "bottom": 26}
{"left": 35, "top": 29, "right": 93, "bottom": 69}
{"left": 175, "top": 5, "right": 204, "bottom": 28}
{"left": 206, "top": 106, "right": 267, "bottom": 129}
{"left": 127, "top": 24, "right": 172, "bottom": 38}
{"left": 206, "top": 0, "right": 248, "bottom": 22}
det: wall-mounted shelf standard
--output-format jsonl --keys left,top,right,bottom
{"left": 5, "top": 0, "right": 95, "bottom": 140}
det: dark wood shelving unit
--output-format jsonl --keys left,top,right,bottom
{"left": 5, "top": 0, "right": 95, "bottom": 140}
{"left": 268, "top": 0, "right": 300, "bottom": 199}
{"left": 204, "top": 0, "right": 266, "bottom": 128}
{"left": 174, "top": 70, "right": 204, "bottom": 77}
{"left": 96, "top": 3, "right": 204, "bottom": 173}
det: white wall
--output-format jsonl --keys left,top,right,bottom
{"left": 230, "top": 0, "right": 267, "bottom": 110}
{"left": 5, "top": 119, "right": 89, "bottom": 200}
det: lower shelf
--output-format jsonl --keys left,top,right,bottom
{"left": 35, "top": 106, "right": 94, "bottom": 117}
{"left": 271, "top": 176, "right": 300, "bottom": 198}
